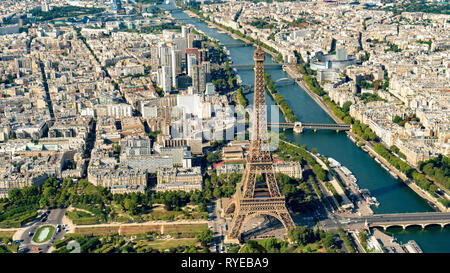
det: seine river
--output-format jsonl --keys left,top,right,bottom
{"left": 160, "top": 1, "right": 450, "bottom": 252}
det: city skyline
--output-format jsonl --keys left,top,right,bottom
{"left": 0, "top": 0, "right": 448, "bottom": 256}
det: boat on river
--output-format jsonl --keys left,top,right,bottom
{"left": 359, "top": 188, "right": 380, "bottom": 207}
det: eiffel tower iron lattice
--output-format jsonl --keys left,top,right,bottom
{"left": 226, "top": 46, "right": 295, "bottom": 241}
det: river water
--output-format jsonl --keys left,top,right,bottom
{"left": 160, "top": 1, "right": 450, "bottom": 252}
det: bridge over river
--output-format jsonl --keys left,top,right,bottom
{"left": 268, "top": 122, "right": 351, "bottom": 133}
{"left": 340, "top": 212, "right": 450, "bottom": 231}
{"left": 230, "top": 63, "right": 283, "bottom": 69}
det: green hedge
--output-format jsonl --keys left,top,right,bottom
{"left": 0, "top": 205, "right": 38, "bottom": 228}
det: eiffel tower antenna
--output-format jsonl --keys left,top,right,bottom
{"left": 224, "top": 46, "right": 295, "bottom": 243}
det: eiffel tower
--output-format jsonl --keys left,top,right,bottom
{"left": 225, "top": 46, "right": 295, "bottom": 242}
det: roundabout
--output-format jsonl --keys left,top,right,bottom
{"left": 32, "top": 225, "right": 55, "bottom": 244}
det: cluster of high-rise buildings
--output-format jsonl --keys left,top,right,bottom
{"left": 150, "top": 25, "right": 211, "bottom": 95}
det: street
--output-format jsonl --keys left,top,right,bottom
{"left": 16, "top": 208, "right": 69, "bottom": 253}
{"left": 207, "top": 200, "right": 230, "bottom": 253}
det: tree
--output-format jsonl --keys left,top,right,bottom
{"left": 123, "top": 198, "right": 137, "bottom": 215}
{"left": 206, "top": 152, "right": 220, "bottom": 164}
{"left": 240, "top": 240, "right": 267, "bottom": 253}
{"left": 358, "top": 231, "right": 368, "bottom": 243}
{"left": 213, "top": 187, "right": 221, "bottom": 199}
{"left": 312, "top": 164, "right": 327, "bottom": 181}
{"left": 342, "top": 101, "right": 352, "bottom": 113}
{"left": 196, "top": 228, "right": 213, "bottom": 247}
{"left": 322, "top": 232, "right": 336, "bottom": 249}
{"left": 343, "top": 116, "right": 352, "bottom": 124}
{"left": 288, "top": 226, "right": 316, "bottom": 245}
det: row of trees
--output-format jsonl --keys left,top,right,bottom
{"left": 373, "top": 144, "right": 414, "bottom": 176}
{"left": 264, "top": 72, "right": 298, "bottom": 122}
{"left": 418, "top": 156, "right": 450, "bottom": 192}
{"left": 373, "top": 144, "right": 446, "bottom": 202}
{"left": 323, "top": 97, "right": 352, "bottom": 124}
{"left": 151, "top": 190, "right": 207, "bottom": 212}
{"left": 390, "top": 145, "right": 407, "bottom": 159}
{"left": 352, "top": 120, "right": 378, "bottom": 141}
{"left": 303, "top": 75, "right": 326, "bottom": 96}
{"left": 181, "top": 2, "right": 281, "bottom": 57}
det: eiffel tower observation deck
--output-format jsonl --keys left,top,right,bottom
{"left": 224, "top": 46, "right": 295, "bottom": 243}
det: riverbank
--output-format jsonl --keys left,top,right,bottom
{"left": 283, "top": 65, "right": 344, "bottom": 124}
{"left": 283, "top": 61, "right": 448, "bottom": 213}
{"left": 365, "top": 144, "right": 447, "bottom": 212}
{"left": 183, "top": 9, "right": 279, "bottom": 60}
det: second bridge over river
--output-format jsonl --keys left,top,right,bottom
{"left": 268, "top": 122, "right": 351, "bottom": 133}
{"left": 343, "top": 212, "right": 450, "bottom": 231}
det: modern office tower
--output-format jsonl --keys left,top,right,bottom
{"left": 151, "top": 44, "right": 160, "bottom": 72}
{"left": 171, "top": 48, "right": 183, "bottom": 87}
{"left": 198, "top": 62, "right": 209, "bottom": 93}
{"left": 173, "top": 37, "right": 188, "bottom": 59}
{"left": 182, "top": 25, "right": 192, "bottom": 39}
{"left": 188, "top": 33, "right": 196, "bottom": 48}
{"left": 199, "top": 49, "right": 208, "bottom": 62}
{"left": 191, "top": 65, "right": 199, "bottom": 94}
{"left": 190, "top": 61, "right": 208, "bottom": 94}
{"left": 161, "top": 66, "right": 172, "bottom": 94}
{"left": 181, "top": 25, "right": 188, "bottom": 38}
{"left": 159, "top": 43, "right": 172, "bottom": 67}
{"left": 187, "top": 53, "right": 197, "bottom": 77}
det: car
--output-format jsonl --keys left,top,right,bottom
{"left": 28, "top": 232, "right": 33, "bottom": 236}
{"left": 19, "top": 248, "right": 29, "bottom": 253}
